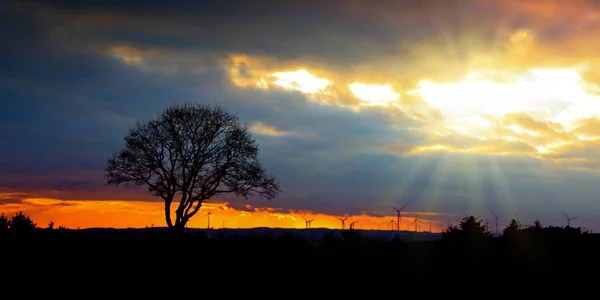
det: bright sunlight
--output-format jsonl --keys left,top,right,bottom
{"left": 348, "top": 83, "right": 400, "bottom": 106}
{"left": 417, "top": 67, "right": 600, "bottom": 131}
{"left": 271, "top": 69, "right": 331, "bottom": 94}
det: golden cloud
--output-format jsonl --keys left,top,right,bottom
{"left": 249, "top": 122, "right": 289, "bottom": 137}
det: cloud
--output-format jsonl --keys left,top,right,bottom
{"left": 3, "top": 0, "right": 600, "bottom": 231}
{"left": 10, "top": 0, "right": 595, "bottom": 84}
{"left": 0, "top": 192, "right": 78, "bottom": 207}
{"left": 249, "top": 122, "right": 292, "bottom": 137}
{"left": 0, "top": 193, "right": 28, "bottom": 206}
{"left": 569, "top": 117, "right": 600, "bottom": 137}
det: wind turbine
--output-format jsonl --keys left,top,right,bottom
{"left": 337, "top": 215, "right": 351, "bottom": 230}
{"left": 390, "top": 203, "right": 408, "bottom": 232}
{"left": 491, "top": 211, "right": 503, "bottom": 235}
{"left": 388, "top": 220, "right": 396, "bottom": 231}
{"left": 562, "top": 212, "right": 579, "bottom": 228}
{"left": 302, "top": 215, "right": 315, "bottom": 229}
{"left": 301, "top": 215, "right": 308, "bottom": 228}
{"left": 349, "top": 219, "right": 359, "bottom": 230}
{"left": 514, "top": 214, "right": 530, "bottom": 229}
{"left": 410, "top": 214, "right": 426, "bottom": 232}
{"left": 300, "top": 215, "right": 315, "bottom": 241}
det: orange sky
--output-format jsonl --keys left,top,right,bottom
{"left": 0, "top": 194, "right": 449, "bottom": 232}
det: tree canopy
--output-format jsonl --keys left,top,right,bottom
{"left": 442, "top": 215, "right": 492, "bottom": 242}
{"left": 105, "top": 103, "right": 281, "bottom": 234}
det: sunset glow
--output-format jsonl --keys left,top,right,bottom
{"left": 0, "top": 194, "right": 449, "bottom": 232}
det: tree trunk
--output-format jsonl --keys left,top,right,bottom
{"left": 164, "top": 198, "right": 173, "bottom": 228}
{"left": 170, "top": 212, "right": 188, "bottom": 238}
{"left": 169, "top": 223, "right": 186, "bottom": 237}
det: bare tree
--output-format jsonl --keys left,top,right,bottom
{"left": 105, "top": 103, "right": 281, "bottom": 235}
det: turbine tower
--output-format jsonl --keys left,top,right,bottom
{"left": 491, "top": 211, "right": 503, "bottom": 235}
{"left": 207, "top": 211, "right": 212, "bottom": 229}
{"left": 390, "top": 203, "right": 408, "bottom": 232}
{"left": 562, "top": 211, "right": 580, "bottom": 228}
{"left": 349, "top": 220, "right": 359, "bottom": 230}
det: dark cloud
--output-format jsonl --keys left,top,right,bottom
{"left": 0, "top": 191, "right": 76, "bottom": 207}
{"left": 224, "top": 203, "right": 255, "bottom": 213}
{"left": 0, "top": 172, "right": 102, "bottom": 193}
{"left": 5, "top": 0, "right": 533, "bottom": 76}
{"left": 31, "top": 201, "right": 77, "bottom": 207}
{"left": 8, "top": 0, "right": 397, "bottom": 66}
{"left": 1, "top": 15, "right": 215, "bottom": 175}
{"left": 0, "top": 193, "right": 27, "bottom": 205}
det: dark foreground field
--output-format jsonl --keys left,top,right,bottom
{"left": 3, "top": 212, "right": 600, "bottom": 286}
{"left": 4, "top": 226, "right": 600, "bottom": 277}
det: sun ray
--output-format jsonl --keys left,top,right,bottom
{"left": 463, "top": 155, "right": 484, "bottom": 214}
{"left": 485, "top": 155, "right": 517, "bottom": 223}
{"left": 392, "top": 154, "right": 432, "bottom": 230}
{"left": 420, "top": 152, "right": 453, "bottom": 217}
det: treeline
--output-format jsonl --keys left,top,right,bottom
{"left": 2, "top": 212, "right": 599, "bottom": 273}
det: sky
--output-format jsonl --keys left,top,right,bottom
{"left": 2, "top": 0, "right": 600, "bottom": 232}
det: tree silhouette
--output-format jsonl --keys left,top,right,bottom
{"left": 0, "top": 213, "right": 8, "bottom": 235}
{"left": 105, "top": 103, "right": 281, "bottom": 235}
{"left": 532, "top": 218, "right": 543, "bottom": 230}
{"left": 9, "top": 211, "right": 37, "bottom": 233}
{"left": 503, "top": 219, "right": 520, "bottom": 237}
{"left": 442, "top": 215, "right": 492, "bottom": 241}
